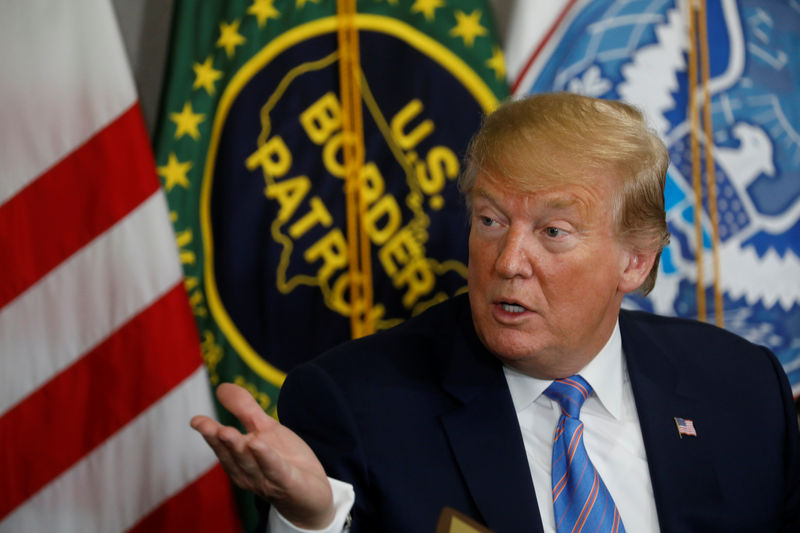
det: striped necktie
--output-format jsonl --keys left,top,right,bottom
{"left": 544, "top": 375, "right": 625, "bottom": 533}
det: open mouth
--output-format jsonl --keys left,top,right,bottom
{"left": 500, "top": 302, "right": 527, "bottom": 313}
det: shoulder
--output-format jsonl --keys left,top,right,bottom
{"left": 282, "top": 294, "right": 472, "bottom": 395}
{"left": 618, "top": 309, "right": 785, "bottom": 396}
{"left": 276, "top": 294, "right": 479, "bottom": 446}
{"left": 619, "top": 308, "right": 767, "bottom": 357}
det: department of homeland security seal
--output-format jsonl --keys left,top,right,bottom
{"left": 513, "top": 0, "right": 800, "bottom": 392}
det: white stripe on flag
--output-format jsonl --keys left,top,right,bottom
{"left": 506, "top": 0, "right": 584, "bottom": 95}
{"left": 0, "top": 190, "right": 182, "bottom": 415}
{"left": 0, "top": 366, "right": 219, "bottom": 533}
{"left": 0, "top": 0, "right": 137, "bottom": 205}
{"left": 0, "top": 0, "right": 239, "bottom": 530}
{"left": 504, "top": 0, "right": 569, "bottom": 84}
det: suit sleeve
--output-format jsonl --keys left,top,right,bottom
{"left": 255, "top": 361, "right": 378, "bottom": 533}
{"left": 765, "top": 346, "right": 800, "bottom": 531}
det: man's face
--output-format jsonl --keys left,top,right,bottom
{"left": 467, "top": 169, "right": 650, "bottom": 379}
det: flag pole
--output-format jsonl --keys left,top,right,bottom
{"left": 337, "top": 0, "right": 374, "bottom": 338}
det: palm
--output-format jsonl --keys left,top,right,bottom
{"left": 191, "top": 383, "right": 335, "bottom": 529}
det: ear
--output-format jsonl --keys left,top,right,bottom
{"left": 618, "top": 249, "right": 657, "bottom": 294}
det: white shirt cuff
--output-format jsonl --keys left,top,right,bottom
{"left": 267, "top": 477, "right": 355, "bottom": 533}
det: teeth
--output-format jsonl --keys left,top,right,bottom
{"left": 501, "top": 303, "right": 525, "bottom": 313}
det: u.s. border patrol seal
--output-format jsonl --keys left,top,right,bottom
{"left": 202, "top": 15, "right": 498, "bottom": 387}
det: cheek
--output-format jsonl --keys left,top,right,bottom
{"left": 467, "top": 256, "right": 488, "bottom": 296}
{"left": 538, "top": 258, "right": 599, "bottom": 303}
{"left": 555, "top": 259, "right": 623, "bottom": 310}
{"left": 468, "top": 235, "right": 493, "bottom": 274}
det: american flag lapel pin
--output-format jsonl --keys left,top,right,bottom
{"left": 674, "top": 417, "right": 697, "bottom": 438}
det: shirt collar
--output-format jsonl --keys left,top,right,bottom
{"left": 504, "top": 321, "right": 625, "bottom": 420}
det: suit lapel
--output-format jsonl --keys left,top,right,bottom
{"left": 438, "top": 303, "right": 543, "bottom": 533}
{"left": 620, "top": 312, "right": 723, "bottom": 531}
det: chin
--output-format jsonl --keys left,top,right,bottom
{"left": 479, "top": 329, "right": 544, "bottom": 363}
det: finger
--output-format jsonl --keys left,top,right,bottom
{"left": 191, "top": 422, "right": 246, "bottom": 473}
{"left": 216, "top": 383, "right": 275, "bottom": 433}
{"left": 218, "top": 427, "right": 278, "bottom": 492}
{"left": 192, "top": 415, "right": 263, "bottom": 478}
{"left": 191, "top": 404, "right": 276, "bottom": 491}
{"left": 210, "top": 425, "right": 256, "bottom": 486}
{"left": 247, "top": 436, "right": 290, "bottom": 483}
{"left": 190, "top": 415, "right": 219, "bottom": 435}
{"left": 228, "top": 432, "right": 269, "bottom": 479}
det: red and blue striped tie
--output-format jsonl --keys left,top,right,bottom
{"left": 544, "top": 376, "right": 625, "bottom": 533}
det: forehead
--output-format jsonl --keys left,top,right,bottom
{"left": 471, "top": 171, "right": 614, "bottom": 213}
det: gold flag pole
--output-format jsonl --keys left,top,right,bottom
{"left": 687, "top": 0, "right": 706, "bottom": 322}
{"left": 336, "top": 0, "right": 374, "bottom": 338}
{"left": 698, "top": 0, "right": 724, "bottom": 327}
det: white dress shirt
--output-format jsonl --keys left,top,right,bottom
{"left": 269, "top": 322, "right": 660, "bottom": 532}
{"left": 504, "top": 322, "right": 660, "bottom": 533}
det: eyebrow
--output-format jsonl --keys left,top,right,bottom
{"left": 542, "top": 195, "right": 581, "bottom": 211}
{"left": 473, "top": 188, "right": 495, "bottom": 203}
{"left": 473, "top": 186, "right": 584, "bottom": 213}
{"left": 471, "top": 187, "right": 502, "bottom": 210}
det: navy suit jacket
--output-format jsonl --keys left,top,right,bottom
{"left": 269, "top": 294, "right": 800, "bottom": 532}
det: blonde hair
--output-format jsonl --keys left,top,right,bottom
{"left": 460, "top": 92, "right": 670, "bottom": 295}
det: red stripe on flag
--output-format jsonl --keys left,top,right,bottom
{"left": 0, "top": 103, "right": 159, "bottom": 309}
{"left": 127, "top": 463, "right": 242, "bottom": 533}
{"left": 0, "top": 282, "right": 202, "bottom": 520}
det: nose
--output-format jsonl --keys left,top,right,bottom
{"left": 494, "top": 228, "right": 534, "bottom": 279}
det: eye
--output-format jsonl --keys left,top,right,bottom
{"left": 479, "top": 215, "right": 496, "bottom": 227}
{"left": 544, "top": 226, "right": 566, "bottom": 238}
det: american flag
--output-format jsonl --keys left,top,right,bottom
{"left": 675, "top": 417, "right": 698, "bottom": 438}
{"left": 0, "top": 0, "right": 240, "bottom": 530}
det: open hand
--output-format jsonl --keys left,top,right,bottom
{"left": 191, "top": 383, "right": 335, "bottom": 529}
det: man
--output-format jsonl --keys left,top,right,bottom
{"left": 192, "top": 93, "right": 800, "bottom": 532}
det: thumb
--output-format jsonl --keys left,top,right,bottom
{"left": 215, "top": 383, "right": 273, "bottom": 433}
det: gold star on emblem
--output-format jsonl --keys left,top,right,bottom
{"left": 247, "top": 0, "right": 280, "bottom": 27}
{"left": 192, "top": 57, "right": 223, "bottom": 95}
{"left": 217, "top": 20, "right": 246, "bottom": 58}
{"left": 450, "top": 9, "right": 488, "bottom": 48}
{"left": 296, "top": 0, "right": 321, "bottom": 8}
{"left": 170, "top": 102, "right": 205, "bottom": 140}
{"left": 411, "top": 0, "right": 445, "bottom": 21}
{"left": 158, "top": 153, "right": 192, "bottom": 191}
{"left": 485, "top": 45, "right": 505, "bottom": 80}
